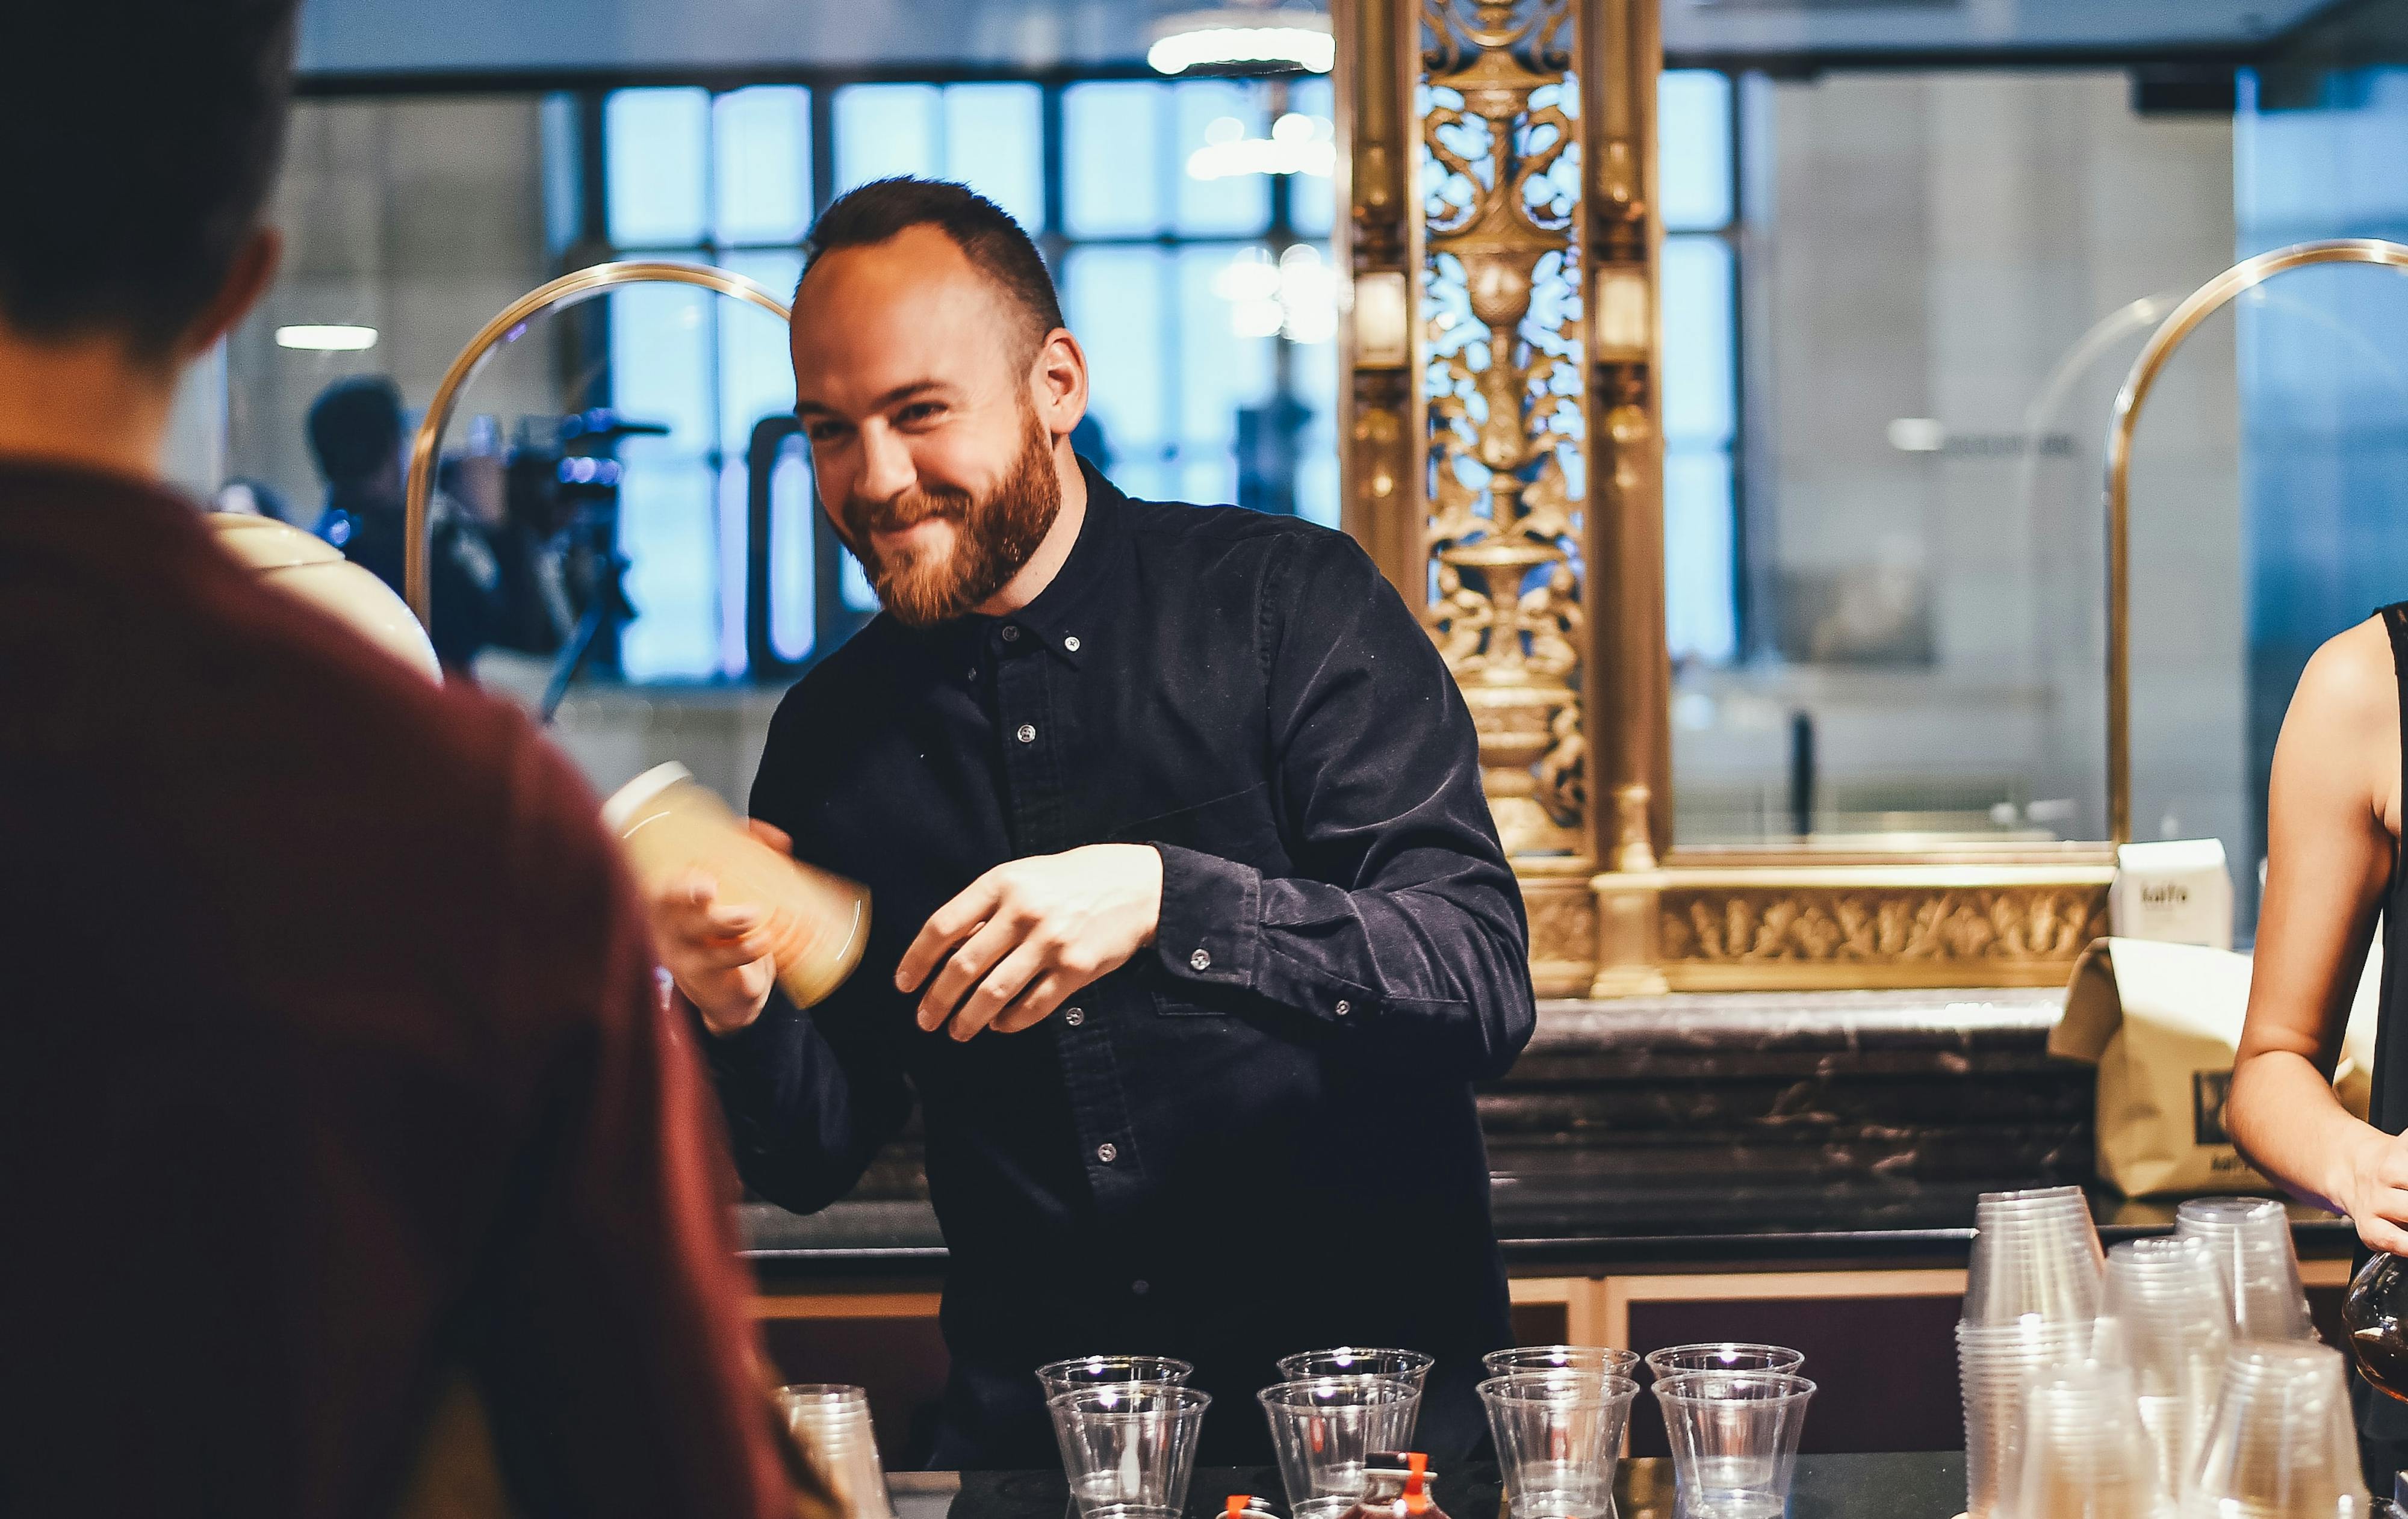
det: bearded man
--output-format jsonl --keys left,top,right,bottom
{"left": 650, "top": 178, "right": 1534, "bottom": 1467}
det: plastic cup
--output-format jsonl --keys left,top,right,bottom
{"left": 778, "top": 1384, "right": 895, "bottom": 1519}
{"left": 1957, "top": 1318, "right": 2096, "bottom": 1519}
{"left": 1276, "top": 1348, "right": 1436, "bottom": 1396}
{"left": 1964, "top": 1190, "right": 2106, "bottom": 1329}
{"left": 1642, "top": 1344, "right": 1804, "bottom": 1382}
{"left": 1259, "top": 1376, "right": 1424, "bottom": 1519}
{"left": 1478, "top": 1372, "right": 1640, "bottom": 1519}
{"left": 2176, "top": 1197, "right": 2315, "bottom": 1341}
{"left": 1650, "top": 1371, "right": 1815, "bottom": 1519}
{"left": 1047, "top": 1384, "right": 1212, "bottom": 1519}
{"left": 1994, "top": 1362, "right": 2159, "bottom": 1519}
{"left": 1036, "top": 1356, "right": 1197, "bottom": 1400}
{"left": 2186, "top": 1341, "right": 2368, "bottom": 1517}
{"left": 2093, "top": 1236, "right": 2231, "bottom": 1496}
{"left": 1485, "top": 1346, "right": 1641, "bottom": 1379}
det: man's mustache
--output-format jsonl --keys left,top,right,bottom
{"left": 843, "top": 486, "right": 973, "bottom": 540}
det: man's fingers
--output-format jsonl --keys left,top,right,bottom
{"left": 949, "top": 941, "right": 1052, "bottom": 1042}
{"left": 993, "top": 968, "right": 1082, "bottom": 1035}
{"left": 898, "top": 874, "right": 1005, "bottom": 994}
{"left": 747, "top": 818, "right": 793, "bottom": 855}
{"left": 920, "top": 917, "right": 1014, "bottom": 1032}
{"left": 2365, "top": 1214, "right": 2408, "bottom": 1258}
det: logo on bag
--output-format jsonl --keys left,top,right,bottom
{"left": 2194, "top": 1069, "right": 2234, "bottom": 1146}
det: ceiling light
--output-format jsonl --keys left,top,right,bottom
{"left": 275, "top": 323, "right": 379, "bottom": 351}
{"left": 1148, "top": 7, "right": 1333, "bottom": 75}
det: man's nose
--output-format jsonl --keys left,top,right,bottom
{"left": 856, "top": 421, "right": 916, "bottom": 505}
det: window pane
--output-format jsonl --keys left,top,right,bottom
{"left": 945, "top": 84, "right": 1046, "bottom": 232}
{"left": 1176, "top": 80, "right": 1272, "bottom": 235}
{"left": 609, "top": 280, "right": 713, "bottom": 450}
{"left": 714, "top": 86, "right": 812, "bottom": 246}
{"left": 1064, "top": 246, "right": 1170, "bottom": 460}
{"left": 1665, "top": 449, "right": 1737, "bottom": 663}
{"left": 1179, "top": 244, "right": 1274, "bottom": 446}
{"left": 618, "top": 450, "right": 719, "bottom": 680}
{"left": 541, "top": 93, "right": 583, "bottom": 256}
{"left": 1065, "top": 82, "right": 1164, "bottom": 236}
{"left": 719, "top": 250, "right": 804, "bottom": 457}
{"left": 768, "top": 436, "right": 815, "bottom": 663}
{"left": 1659, "top": 70, "right": 1733, "bottom": 231}
{"left": 606, "top": 88, "right": 709, "bottom": 247}
{"left": 1662, "top": 234, "right": 1735, "bottom": 445}
{"left": 836, "top": 83, "right": 940, "bottom": 191}
{"left": 1285, "top": 76, "right": 1336, "bottom": 238}
{"left": 716, "top": 463, "right": 750, "bottom": 674}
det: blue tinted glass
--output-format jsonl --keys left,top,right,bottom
{"left": 609, "top": 282, "right": 714, "bottom": 450}
{"left": 1295, "top": 450, "right": 1339, "bottom": 528}
{"left": 715, "top": 465, "right": 749, "bottom": 674}
{"left": 1176, "top": 79, "right": 1272, "bottom": 235}
{"left": 1659, "top": 70, "right": 1733, "bottom": 231}
{"left": 606, "top": 88, "right": 709, "bottom": 247}
{"left": 1178, "top": 244, "right": 1275, "bottom": 446}
{"left": 768, "top": 437, "right": 815, "bottom": 663}
{"left": 836, "top": 84, "right": 940, "bottom": 191}
{"left": 714, "top": 87, "right": 812, "bottom": 246}
{"left": 1065, "top": 82, "right": 1164, "bottom": 236}
{"left": 945, "top": 84, "right": 1046, "bottom": 232}
{"left": 719, "top": 250, "right": 805, "bottom": 456}
{"left": 1665, "top": 449, "right": 1737, "bottom": 663}
{"left": 541, "top": 93, "right": 583, "bottom": 256}
{"left": 1662, "top": 235, "right": 1736, "bottom": 445}
{"left": 618, "top": 450, "right": 719, "bottom": 680}
{"left": 840, "top": 548, "right": 879, "bottom": 612}
{"left": 1064, "top": 246, "right": 1170, "bottom": 456}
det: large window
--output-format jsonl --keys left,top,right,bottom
{"left": 588, "top": 75, "right": 1338, "bottom": 682}
{"left": 1659, "top": 69, "right": 1742, "bottom": 667}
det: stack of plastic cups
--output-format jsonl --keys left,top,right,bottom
{"left": 777, "top": 1384, "right": 897, "bottom": 1519}
{"left": 1960, "top": 1186, "right": 2106, "bottom": 1519}
{"left": 2182, "top": 1341, "right": 2370, "bottom": 1518}
{"left": 2174, "top": 1198, "right": 2316, "bottom": 1342}
{"left": 1995, "top": 1361, "right": 2168, "bottom": 1519}
{"left": 2093, "top": 1237, "right": 2233, "bottom": 1499}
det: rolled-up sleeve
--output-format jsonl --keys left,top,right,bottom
{"left": 1150, "top": 534, "right": 1535, "bottom": 1078}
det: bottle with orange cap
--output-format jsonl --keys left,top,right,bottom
{"left": 1338, "top": 1453, "right": 1450, "bottom": 1519}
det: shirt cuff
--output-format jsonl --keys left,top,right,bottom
{"left": 1152, "top": 843, "right": 1261, "bottom": 992}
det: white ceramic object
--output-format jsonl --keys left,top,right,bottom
{"left": 205, "top": 513, "right": 441, "bottom": 681}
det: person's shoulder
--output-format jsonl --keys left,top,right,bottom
{"left": 1118, "top": 495, "right": 1377, "bottom": 589}
{"left": 2292, "top": 614, "right": 2400, "bottom": 743}
{"left": 1121, "top": 492, "right": 1347, "bottom": 551}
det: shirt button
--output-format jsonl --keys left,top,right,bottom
{"left": 1335, "top": 999, "right": 1351, "bottom": 1017}
{"left": 1001, "top": 625, "right": 1020, "bottom": 642}
{"left": 1190, "top": 948, "right": 1212, "bottom": 972}
{"left": 1064, "top": 1007, "right": 1085, "bottom": 1027}
{"left": 1016, "top": 723, "right": 1037, "bottom": 743}
{"left": 966, "top": 668, "right": 977, "bottom": 682}
{"left": 1131, "top": 1279, "right": 1150, "bottom": 1296}
{"left": 1064, "top": 635, "right": 1082, "bottom": 652}
{"left": 1096, "top": 1142, "right": 1118, "bottom": 1164}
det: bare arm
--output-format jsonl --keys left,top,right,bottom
{"left": 2229, "top": 616, "right": 2404, "bottom": 1249}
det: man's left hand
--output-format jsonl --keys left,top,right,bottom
{"left": 897, "top": 844, "right": 1164, "bottom": 1040}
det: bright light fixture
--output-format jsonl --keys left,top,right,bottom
{"left": 1188, "top": 111, "right": 1336, "bottom": 180}
{"left": 275, "top": 323, "right": 379, "bottom": 351}
{"left": 1148, "top": 7, "right": 1333, "bottom": 75}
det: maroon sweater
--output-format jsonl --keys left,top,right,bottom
{"left": 0, "top": 462, "right": 795, "bottom": 1517}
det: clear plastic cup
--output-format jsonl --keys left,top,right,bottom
{"left": 2175, "top": 1197, "right": 2315, "bottom": 1341}
{"left": 1642, "top": 1344, "right": 1804, "bottom": 1382}
{"left": 1650, "top": 1370, "right": 1816, "bottom": 1519}
{"left": 1477, "top": 1372, "right": 1639, "bottom": 1519}
{"left": 778, "top": 1384, "right": 896, "bottom": 1519}
{"left": 1036, "top": 1356, "right": 1197, "bottom": 1400}
{"left": 1275, "top": 1348, "right": 1436, "bottom": 1396}
{"left": 2186, "top": 1342, "right": 2369, "bottom": 1518}
{"left": 1483, "top": 1346, "right": 1640, "bottom": 1379}
{"left": 1994, "top": 1362, "right": 2159, "bottom": 1519}
{"left": 2093, "top": 1237, "right": 2231, "bottom": 1496}
{"left": 1958, "top": 1318, "right": 2097, "bottom": 1519}
{"left": 1047, "top": 1384, "right": 1212, "bottom": 1519}
{"left": 1258, "top": 1376, "right": 1423, "bottom": 1519}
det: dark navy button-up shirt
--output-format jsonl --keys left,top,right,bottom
{"left": 703, "top": 463, "right": 1534, "bottom": 1467}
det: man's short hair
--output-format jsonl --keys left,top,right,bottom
{"left": 308, "top": 377, "right": 405, "bottom": 487}
{"left": 0, "top": 2, "right": 300, "bottom": 357}
{"left": 801, "top": 178, "right": 1066, "bottom": 363}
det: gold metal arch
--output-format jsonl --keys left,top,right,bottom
{"left": 401, "top": 260, "right": 795, "bottom": 623}
{"left": 2105, "top": 237, "right": 2408, "bottom": 845}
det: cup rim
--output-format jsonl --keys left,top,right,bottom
{"left": 1256, "top": 1375, "right": 1423, "bottom": 1409}
{"left": 1475, "top": 1372, "right": 1640, "bottom": 1406}
{"left": 1641, "top": 1343, "right": 1805, "bottom": 1377}
{"left": 1045, "top": 1382, "right": 1213, "bottom": 1415}
{"left": 1037, "top": 1355, "right": 1199, "bottom": 1390}
{"left": 1648, "top": 1370, "right": 1817, "bottom": 1405}
{"left": 777, "top": 1382, "right": 872, "bottom": 1403}
{"left": 1274, "top": 1347, "right": 1436, "bottom": 1376}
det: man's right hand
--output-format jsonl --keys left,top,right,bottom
{"left": 648, "top": 820, "right": 792, "bottom": 1036}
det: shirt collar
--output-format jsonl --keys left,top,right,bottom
{"left": 987, "top": 458, "right": 1126, "bottom": 668}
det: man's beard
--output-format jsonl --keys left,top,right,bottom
{"left": 841, "top": 417, "right": 1061, "bottom": 628}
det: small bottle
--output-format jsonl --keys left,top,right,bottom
{"left": 1340, "top": 1453, "right": 1448, "bottom": 1519}
{"left": 2348, "top": 1253, "right": 2408, "bottom": 1403}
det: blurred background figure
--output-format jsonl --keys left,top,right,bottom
{"left": 308, "top": 373, "right": 504, "bottom": 673}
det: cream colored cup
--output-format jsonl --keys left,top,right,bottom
{"left": 602, "top": 763, "right": 870, "bottom": 1009}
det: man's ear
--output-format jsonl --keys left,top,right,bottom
{"left": 1030, "top": 327, "right": 1089, "bottom": 441}
{"left": 179, "top": 226, "right": 283, "bottom": 359}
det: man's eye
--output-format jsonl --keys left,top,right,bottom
{"left": 804, "top": 421, "right": 849, "bottom": 444}
{"left": 896, "top": 402, "right": 945, "bottom": 426}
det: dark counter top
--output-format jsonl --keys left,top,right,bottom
{"left": 887, "top": 1453, "right": 1969, "bottom": 1519}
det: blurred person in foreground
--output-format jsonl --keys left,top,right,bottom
{"left": 2230, "top": 603, "right": 2408, "bottom": 1488}
{"left": 0, "top": 5, "right": 805, "bottom": 1515}
{"left": 309, "top": 373, "right": 506, "bottom": 675}
{"left": 653, "top": 178, "right": 1534, "bottom": 1467}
